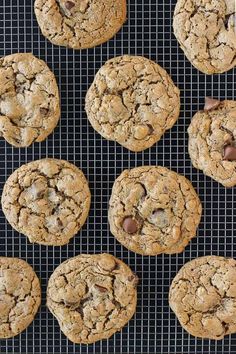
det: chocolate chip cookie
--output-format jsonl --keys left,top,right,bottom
{"left": 169, "top": 256, "right": 236, "bottom": 339}
{"left": 0, "top": 53, "right": 60, "bottom": 147}
{"left": 34, "top": 0, "right": 127, "bottom": 49}
{"left": 1, "top": 158, "right": 91, "bottom": 246}
{"left": 85, "top": 55, "right": 180, "bottom": 152}
{"left": 108, "top": 166, "right": 202, "bottom": 255}
{"left": 47, "top": 253, "right": 138, "bottom": 344}
{"left": 173, "top": 0, "right": 236, "bottom": 74}
{"left": 188, "top": 98, "right": 236, "bottom": 187}
{"left": 0, "top": 257, "right": 41, "bottom": 338}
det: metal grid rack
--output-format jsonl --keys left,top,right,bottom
{"left": 0, "top": 1, "right": 236, "bottom": 353}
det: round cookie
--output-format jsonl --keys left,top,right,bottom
{"left": 169, "top": 255, "right": 236, "bottom": 339}
{"left": 188, "top": 98, "right": 236, "bottom": 187}
{"left": 108, "top": 166, "right": 202, "bottom": 255}
{"left": 46, "top": 253, "right": 138, "bottom": 344}
{"left": 85, "top": 55, "right": 180, "bottom": 152}
{"left": 173, "top": 0, "right": 236, "bottom": 74}
{"left": 0, "top": 257, "right": 41, "bottom": 339}
{"left": 34, "top": 0, "right": 127, "bottom": 50}
{"left": 1, "top": 158, "right": 91, "bottom": 246}
{"left": 0, "top": 53, "right": 60, "bottom": 147}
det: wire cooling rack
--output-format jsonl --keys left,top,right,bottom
{"left": 0, "top": 1, "right": 236, "bottom": 353}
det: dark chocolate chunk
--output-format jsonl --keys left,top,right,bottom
{"left": 204, "top": 97, "right": 220, "bottom": 111}
{"left": 223, "top": 145, "right": 236, "bottom": 161}
{"left": 40, "top": 107, "right": 49, "bottom": 116}
{"left": 123, "top": 217, "right": 138, "bottom": 234}
{"left": 94, "top": 284, "right": 108, "bottom": 293}
{"left": 65, "top": 1, "right": 75, "bottom": 10}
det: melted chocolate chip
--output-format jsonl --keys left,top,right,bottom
{"left": 123, "top": 217, "right": 138, "bottom": 234}
{"left": 204, "top": 97, "right": 220, "bottom": 111}
{"left": 152, "top": 208, "right": 165, "bottom": 216}
{"left": 40, "top": 107, "right": 49, "bottom": 116}
{"left": 65, "top": 1, "right": 75, "bottom": 10}
{"left": 35, "top": 190, "right": 45, "bottom": 199}
{"left": 94, "top": 284, "right": 108, "bottom": 293}
{"left": 223, "top": 145, "right": 236, "bottom": 161}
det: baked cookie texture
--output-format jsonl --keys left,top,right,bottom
{"left": 0, "top": 257, "right": 41, "bottom": 339}
{"left": 34, "top": 0, "right": 127, "bottom": 49}
{"left": 173, "top": 0, "right": 236, "bottom": 74}
{"left": 0, "top": 53, "right": 60, "bottom": 147}
{"left": 85, "top": 55, "right": 180, "bottom": 152}
{"left": 188, "top": 99, "right": 236, "bottom": 187}
{"left": 108, "top": 166, "right": 202, "bottom": 255}
{"left": 47, "top": 253, "right": 138, "bottom": 344}
{"left": 1, "top": 158, "right": 91, "bottom": 246}
{"left": 169, "top": 256, "right": 236, "bottom": 339}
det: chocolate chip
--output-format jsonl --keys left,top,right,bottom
{"left": 147, "top": 124, "right": 154, "bottom": 134}
{"left": 40, "top": 107, "right": 49, "bottom": 116}
{"left": 57, "top": 218, "right": 63, "bottom": 227}
{"left": 35, "top": 190, "right": 45, "bottom": 198}
{"left": 16, "top": 86, "right": 22, "bottom": 93}
{"left": 65, "top": 1, "right": 75, "bottom": 10}
{"left": 94, "top": 284, "right": 107, "bottom": 293}
{"left": 204, "top": 97, "right": 220, "bottom": 111}
{"left": 123, "top": 217, "right": 138, "bottom": 234}
{"left": 139, "top": 182, "right": 147, "bottom": 203}
{"left": 223, "top": 145, "right": 236, "bottom": 161}
{"left": 152, "top": 208, "right": 165, "bottom": 216}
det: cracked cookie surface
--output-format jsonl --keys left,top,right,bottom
{"left": 0, "top": 53, "right": 60, "bottom": 147}
{"left": 108, "top": 166, "right": 202, "bottom": 255}
{"left": 0, "top": 257, "right": 41, "bottom": 339}
{"left": 173, "top": 0, "right": 236, "bottom": 74}
{"left": 188, "top": 100, "right": 236, "bottom": 187}
{"left": 85, "top": 55, "right": 180, "bottom": 152}
{"left": 34, "top": 0, "right": 127, "bottom": 49}
{"left": 47, "top": 253, "right": 138, "bottom": 344}
{"left": 1, "top": 158, "right": 91, "bottom": 246}
{"left": 169, "top": 256, "right": 236, "bottom": 339}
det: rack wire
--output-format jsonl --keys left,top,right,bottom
{"left": 0, "top": 0, "right": 236, "bottom": 353}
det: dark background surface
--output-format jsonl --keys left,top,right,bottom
{"left": 0, "top": 1, "right": 236, "bottom": 353}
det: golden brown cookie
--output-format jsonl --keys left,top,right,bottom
{"left": 85, "top": 55, "right": 180, "bottom": 152}
{"left": 47, "top": 253, "right": 138, "bottom": 344}
{"left": 1, "top": 158, "right": 91, "bottom": 246}
{"left": 173, "top": 0, "right": 236, "bottom": 74}
{"left": 0, "top": 257, "right": 41, "bottom": 338}
{"left": 188, "top": 98, "right": 236, "bottom": 187}
{"left": 169, "top": 256, "right": 236, "bottom": 339}
{"left": 34, "top": 0, "right": 127, "bottom": 49}
{"left": 108, "top": 166, "right": 202, "bottom": 255}
{"left": 0, "top": 53, "right": 60, "bottom": 147}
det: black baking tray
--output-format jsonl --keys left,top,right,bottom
{"left": 0, "top": 1, "right": 236, "bottom": 353}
